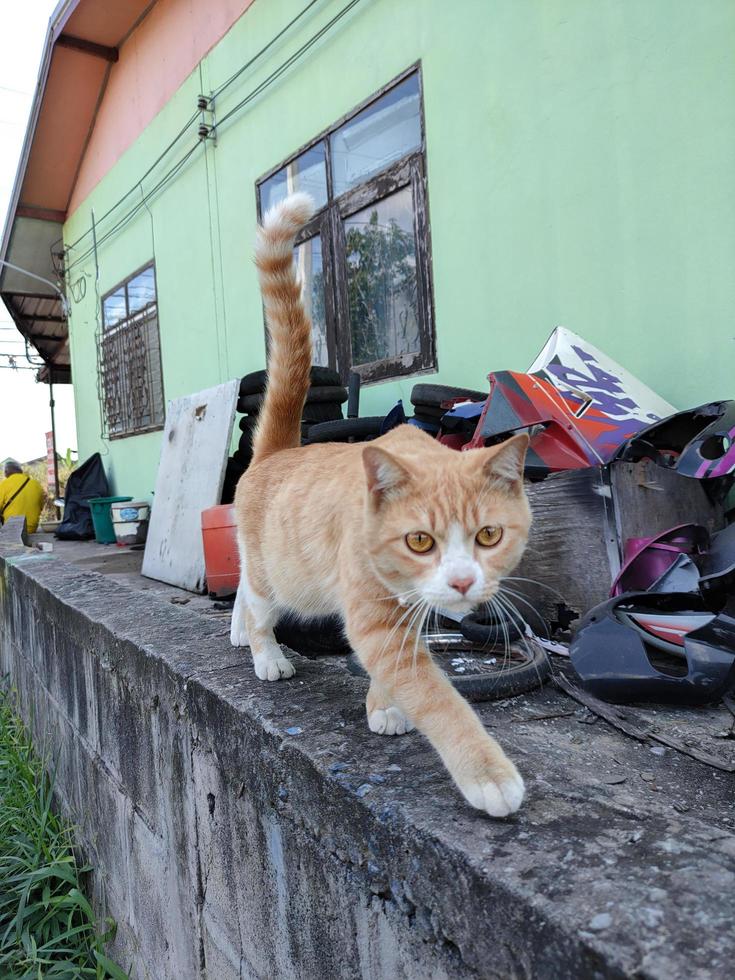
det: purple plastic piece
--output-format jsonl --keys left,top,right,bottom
{"left": 610, "top": 524, "right": 709, "bottom": 597}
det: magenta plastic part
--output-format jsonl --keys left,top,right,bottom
{"left": 610, "top": 523, "right": 709, "bottom": 597}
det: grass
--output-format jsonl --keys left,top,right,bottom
{"left": 0, "top": 689, "right": 128, "bottom": 979}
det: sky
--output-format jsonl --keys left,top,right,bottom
{"left": 0, "top": 1, "right": 78, "bottom": 463}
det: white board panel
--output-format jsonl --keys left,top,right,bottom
{"left": 142, "top": 379, "right": 239, "bottom": 592}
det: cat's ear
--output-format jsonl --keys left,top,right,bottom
{"left": 362, "top": 446, "right": 410, "bottom": 504}
{"left": 478, "top": 433, "right": 529, "bottom": 490}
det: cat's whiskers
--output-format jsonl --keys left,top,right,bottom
{"left": 379, "top": 598, "right": 422, "bottom": 662}
{"left": 493, "top": 590, "right": 551, "bottom": 686}
{"left": 478, "top": 595, "right": 514, "bottom": 685}
{"left": 411, "top": 600, "right": 432, "bottom": 681}
{"left": 497, "top": 585, "right": 551, "bottom": 639}
{"left": 395, "top": 598, "right": 430, "bottom": 686}
{"left": 499, "top": 579, "right": 562, "bottom": 675}
{"left": 492, "top": 594, "right": 518, "bottom": 675}
{"left": 363, "top": 587, "right": 423, "bottom": 605}
{"left": 502, "top": 575, "right": 567, "bottom": 601}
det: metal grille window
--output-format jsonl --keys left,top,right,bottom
{"left": 99, "top": 263, "right": 164, "bottom": 438}
{"left": 257, "top": 66, "right": 435, "bottom": 384}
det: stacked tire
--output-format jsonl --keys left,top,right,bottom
{"left": 410, "top": 383, "right": 488, "bottom": 431}
{"left": 221, "top": 367, "right": 347, "bottom": 503}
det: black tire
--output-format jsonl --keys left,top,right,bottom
{"left": 239, "top": 385, "right": 347, "bottom": 415}
{"left": 462, "top": 600, "right": 549, "bottom": 639}
{"left": 238, "top": 414, "right": 257, "bottom": 433}
{"left": 410, "top": 417, "right": 440, "bottom": 434}
{"left": 239, "top": 366, "right": 341, "bottom": 396}
{"left": 412, "top": 404, "right": 446, "bottom": 422}
{"left": 232, "top": 446, "right": 252, "bottom": 467}
{"left": 453, "top": 642, "right": 550, "bottom": 701}
{"left": 274, "top": 614, "right": 350, "bottom": 656}
{"left": 459, "top": 610, "right": 524, "bottom": 647}
{"left": 301, "top": 402, "right": 345, "bottom": 425}
{"left": 345, "top": 641, "right": 550, "bottom": 702}
{"left": 221, "top": 457, "right": 246, "bottom": 504}
{"left": 236, "top": 396, "right": 257, "bottom": 415}
{"left": 411, "top": 383, "right": 487, "bottom": 408}
{"left": 306, "top": 417, "right": 385, "bottom": 444}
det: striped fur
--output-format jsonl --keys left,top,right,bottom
{"left": 251, "top": 192, "right": 315, "bottom": 464}
{"left": 232, "top": 194, "right": 533, "bottom": 819}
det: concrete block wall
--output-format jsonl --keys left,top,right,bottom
{"left": 0, "top": 549, "right": 532, "bottom": 979}
{"left": 3, "top": 545, "right": 735, "bottom": 979}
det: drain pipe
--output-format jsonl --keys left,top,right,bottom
{"left": 48, "top": 368, "right": 60, "bottom": 504}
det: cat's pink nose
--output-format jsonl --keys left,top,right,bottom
{"left": 449, "top": 576, "right": 475, "bottom": 596}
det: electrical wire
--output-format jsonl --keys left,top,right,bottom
{"left": 58, "top": 0, "right": 327, "bottom": 261}
{"left": 61, "top": 0, "right": 364, "bottom": 274}
{"left": 211, "top": 0, "right": 322, "bottom": 98}
{"left": 57, "top": 108, "right": 201, "bottom": 257}
{"left": 64, "top": 144, "right": 200, "bottom": 275}
{"left": 213, "top": 0, "right": 363, "bottom": 133}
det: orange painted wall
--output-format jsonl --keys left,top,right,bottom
{"left": 68, "top": 0, "right": 254, "bottom": 214}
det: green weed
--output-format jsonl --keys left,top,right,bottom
{"left": 0, "top": 690, "right": 129, "bottom": 979}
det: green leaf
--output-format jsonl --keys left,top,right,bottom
{"left": 94, "top": 949, "right": 131, "bottom": 979}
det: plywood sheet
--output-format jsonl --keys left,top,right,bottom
{"left": 142, "top": 379, "right": 239, "bottom": 592}
{"left": 514, "top": 467, "right": 615, "bottom": 624}
{"left": 610, "top": 460, "right": 726, "bottom": 544}
{"left": 512, "top": 460, "right": 727, "bottom": 627}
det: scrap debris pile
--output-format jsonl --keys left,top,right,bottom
{"left": 427, "top": 327, "right": 735, "bottom": 708}
{"left": 223, "top": 326, "right": 733, "bottom": 712}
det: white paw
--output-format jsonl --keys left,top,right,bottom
{"left": 230, "top": 623, "right": 250, "bottom": 647}
{"left": 368, "top": 706, "right": 415, "bottom": 736}
{"left": 459, "top": 770, "right": 525, "bottom": 817}
{"left": 253, "top": 651, "right": 296, "bottom": 681}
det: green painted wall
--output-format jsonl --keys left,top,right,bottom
{"left": 63, "top": 0, "right": 735, "bottom": 499}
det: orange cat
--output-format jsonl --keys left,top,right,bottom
{"left": 232, "top": 194, "right": 532, "bottom": 817}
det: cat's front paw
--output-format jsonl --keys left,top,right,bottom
{"left": 230, "top": 622, "right": 250, "bottom": 647}
{"left": 367, "top": 706, "right": 414, "bottom": 736}
{"left": 458, "top": 768, "right": 525, "bottom": 818}
{"left": 253, "top": 650, "right": 296, "bottom": 681}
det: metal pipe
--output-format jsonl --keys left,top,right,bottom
{"left": 347, "top": 371, "right": 361, "bottom": 418}
{"left": 48, "top": 369, "right": 60, "bottom": 503}
{"left": 0, "top": 258, "right": 69, "bottom": 316}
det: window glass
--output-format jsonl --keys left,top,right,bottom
{"left": 99, "top": 264, "right": 163, "bottom": 437}
{"left": 127, "top": 266, "right": 156, "bottom": 314}
{"left": 331, "top": 74, "right": 421, "bottom": 197}
{"left": 102, "top": 288, "right": 126, "bottom": 330}
{"left": 260, "top": 144, "right": 328, "bottom": 214}
{"left": 344, "top": 186, "right": 419, "bottom": 366}
{"left": 295, "top": 236, "right": 329, "bottom": 367}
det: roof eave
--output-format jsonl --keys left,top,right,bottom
{"left": 0, "top": 0, "right": 80, "bottom": 267}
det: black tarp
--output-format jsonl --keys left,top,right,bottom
{"left": 55, "top": 452, "right": 109, "bottom": 540}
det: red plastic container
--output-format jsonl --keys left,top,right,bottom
{"left": 201, "top": 504, "right": 240, "bottom": 597}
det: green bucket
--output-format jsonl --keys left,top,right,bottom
{"left": 89, "top": 496, "right": 133, "bottom": 544}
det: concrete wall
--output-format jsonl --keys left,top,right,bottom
{"left": 62, "top": 0, "right": 735, "bottom": 498}
{"left": 4, "top": 545, "right": 735, "bottom": 978}
{"left": 0, "top": 554, "right": 453, "bottom": 977}
{"left": 0, "top": 548, "right": 536, "bottom": 979}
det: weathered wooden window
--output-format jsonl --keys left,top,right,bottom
{"left": 99, "top": 263, "right": 165, "bottom": 438}
{"left": 257, "top": 67, "right": 435, "bottom": 384}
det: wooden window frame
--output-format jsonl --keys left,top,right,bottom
{"left": 99, "top": 262, "right": 165, "bottom": 439}
{"left": 256, "top": 64, "right": 436, "bottom": 385}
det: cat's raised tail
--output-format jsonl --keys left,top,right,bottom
{"left": 251, "top": 192, "right": 315, "bottom": 465}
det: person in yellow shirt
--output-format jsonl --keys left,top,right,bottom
{"left": 0, "top": 459, "right": 46, "bottom": 534}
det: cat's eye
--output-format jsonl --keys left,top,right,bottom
{"left": 405, "top": 532, "right": 435, "bottom": 554}
{"left": 476, "top": 526, "right": 503, "bottom": 548}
